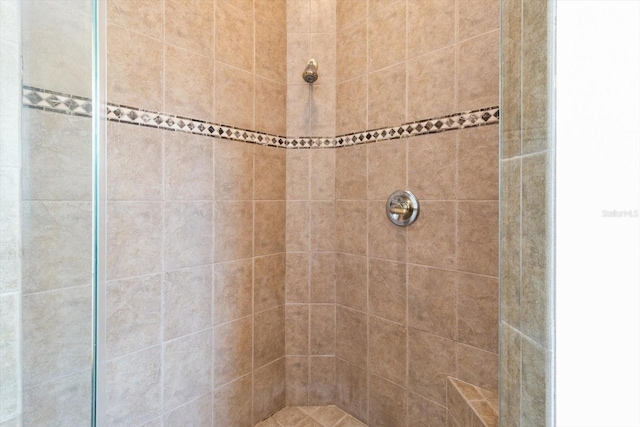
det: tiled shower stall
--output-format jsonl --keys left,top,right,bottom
{"left": 0, "top": 0, "right": 554, "bottom": 426}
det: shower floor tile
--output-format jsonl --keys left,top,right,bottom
{"left": 255, "top": 405, "right": 368, "bottom": 427}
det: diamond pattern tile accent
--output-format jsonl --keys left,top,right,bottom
{"left": 23, "top": 85, "right": 498, "bottom": 150}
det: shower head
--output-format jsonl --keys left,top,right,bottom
{"left": 302, "top": 59, "right": 318, "bottom": 83}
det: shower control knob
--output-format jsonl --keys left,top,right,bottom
{"left": 386, "top": 190, "right": 419, "bottom": 227}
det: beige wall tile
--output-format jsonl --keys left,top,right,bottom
{"left": 256, "top": 26, "right": 286, "bottom": 83}
{"left": 288, "top": 33, "right": 312, "bottom": 85}
{"left": 456, "top": 201, "right": 499, "bottom": 276}
{"left": 368, "top": 63, "right": 407, "bottom": 130}
{"left": 162, "top": 331, "right": 213, "bottom": 412}
{"left": 286, "top": 149, "right": 310, "bottom": 200}
{"left": 407, "top": 47, "right": 456, "bottom": 122}
{"left": 368, "top": 2, "right": 405, "bottom": 71}
{"left": 310, "top": 304, "right": 336, "bottom": 355}
{"left": 368, "top": 201, "right": 406, "bottom": 262}
{"left": 107, "top": 0, "right": 163, "bottom": 39}
{"left": 337, "top": 21, "right": 367, "bottom": 83}
{"left": 408, "top": 393, "right": 447, "bottom": 427}
{"left": 22, "top": 109, "right": 92, "bottom": 201}
{"left": 456, "top": 31, "right": 499, "bottom": 111}
{"left": 0, "top": 292, "right": 19, "bottom": 417}
{"left": 336, "top": 200, "right": 367, "bottom": 256}
{"left": 107, "top": 122, "right": 162, "bottom": 202}
{"left": 310, "top": 32, "right": 337, "bottom": 87}
{"left": 214, "top": 201, "right": 253, "bottom": 262}
{"left": 166, "top": 0, "right": 214, "bottom": 56}
{"left": 106, "top": 346, "right": 161, "bottom": 425}
{"left": 0, "top": 0, "right": 19, "bottom": 43}
{"left": 0, "top": 169, "right": 20, "bottom": 294}
{"left": 287, "top": 84, "right": 311, "bottom": 136}
{"left": 22, "top": 1, "right": 92, "bottom": 97}
{"left": 456, "top": 343, "right": 498, "bottom": 393}
{"left": 163, "top": 202, "right": 213, "bottom": 270}
{"left": 255, "top": 254, "right": 286, "bottom": 313}
{"left": 107, "top": 24, "right": 162, "bottom": 111}
{"left": 22, "top": 285, "right": 92, "bottom": 386}
{"left": 286, "top": 356, "right": 309, "bottom": 406}
{"left": 164, "top": 131, "right": 213, "bottom": 201}
{"left": 336, "top": 254, "right": 367, "bottom": 312}
{"left": 367, "top": 140, "right": 406, "bottom": 200}
{"left": 310, "top": 201, "right": 336, "bottom": 252}
{"left": 107, "top": 202, "right": 162, "bottom": 280}
{"left": 337, "top": 0, "right": 366, "bottom": 29}
{"left": 457, "top": 273, "right": 498, "bottom": 353}
{"left": 522, "top": 0, "right": 550, "bottom": 155}
{"left": 407, "top": 201, "right": 456, "bottom": 269}
{"left": 255, "top": 78, "right": 287, "bottom": 136}
{"left": 369, "top": 316, "right": 406, "bottom": 386}
{"left": 457, "top": 126, "right": 499, "bottom": 200}
{"left": 164, "top": 394, "right": 213, "bottom": 427}
{"left": 368, "top": 373, "right": 407, "bottom": 427}
{"left": 336, "top": 358, "right": 368, "bottom": 423}
{"left": 499, "top": 325, "right": 521, "bottom": 427}
{"left": 309, "top": 85, "right": 337, "bottom": 137}
{"left": 22, "top": 201, "right": 92, "bottom": 292}
{"left": 368, "top": 258, "right": 405, "bottom": 324}
{"left": 407, "top": 0, "right": 454, "bottom": 58}
{"left": 286, "top": 305, "right": 309, "bottom": 355}
{"left": 408, "top": 265, "right": 456, "bottom": 340}
{"left": 213, "top": 374, "right": 252, "bottom": 427}
{"left": 309, "top": 0, "right": 337, "bottom": 32}
{"left": 310, "top": 148, "right": 336, "bottom": 200}
{"left": 336, "top": 145, "right": 367, "bottom": 200}
{"left": 288, "top": 0, "right": 310, "bottom": 33}
{"left": 457, "top": 0, "right": 499, "bottom": 41}
{"left": 521, "top": 152, "right": 551, "bottom": 346}
{"left": 500, "top": 158, "right": 521, "bottom": 327}
{"left": 255, "top": 201, "right": 286, "bottom": 256}
{"left": 255, "top": 306, "right": 286, "bottom": 367}
{"left": 311, "top": 253, "right": 336, "bottom": 303}
{"left": 407, "top": 132, "right": 456, "bottom": 201}
{"left": 214, "top": 259, "right": 253, "bottom": 325}
{"left": 163, "top": 266, "right": 212, "bottom": 340}
{"left": 521, "top": 337, "right": 548, "bottom": 425}
{"left": 214, "top": 317, "right": 252, "bottom": 387}
{"left": 215, "top": 62, "right": 255, "bottom": 130}
{"left": 309, "top": 356, "right": 336, "bottom": 405}
{"left": 286, "top": 253, "right": 310, "bottom": 303}
{"left": 287, "top": 201, "right": 310, "bottom": 252}
{"left": 336, "top": 76, "right": 367, "bottom": 135}
{"left": 165, "top": 45, "right": 214, "bottom": 120}
{"left": 336, "top": 306, "right": 367, "bottom": 368}
{"left": 24, "top": 369, "right": 92, "bottom": 426}
{"left": 408, "top": 328, "right": 456, "bottom": 406}
{"left": 255, "top": 146, "right": 286, "bottom": 200}
{"left": 256, "top": 0, "right": 287, "bottom": 28}
{"left": 215, "top": 139, "right": 254, "bottom": 200}
{"left": 500, "top": 0, "right": 522, "bottom": 159}
{"left": 253, "top": 358, "right": 286, "bottom": 423}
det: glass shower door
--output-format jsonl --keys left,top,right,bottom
{"left": 0, "top": 0, "right": 104, "bottom": 425}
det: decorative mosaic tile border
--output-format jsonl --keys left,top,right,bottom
{"left": 23, "top": 86, "right": 499, "bottom": 149}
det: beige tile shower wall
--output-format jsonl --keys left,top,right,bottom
{"left": 104, "top": 1, "right": 287, "bottom": 425}
{"left": 286, "top": 0, "right": 336, "bottom": 137}
{"left": 333, "top": 125, "right": 499, "bottom": 427}
{"left": 336, "top": 0, "right": 499, "bottom": 136}
{"left": 285, "top": 0, "right": 338, "bottom": 408}
{"left": 331, "top": 1, "right": 500, "bottom": 425}
{"left": 18, "top": 1, "right": 95, "bottom": 425}
{"left": 499, "top": 0, "right": 555, "bottom": 425}
{"left": 0, "top": 1, "right": 22, "bottom": 424}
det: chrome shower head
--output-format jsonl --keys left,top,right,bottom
{"left": 302, "top": 59, "right": 318, "bottom": 83}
